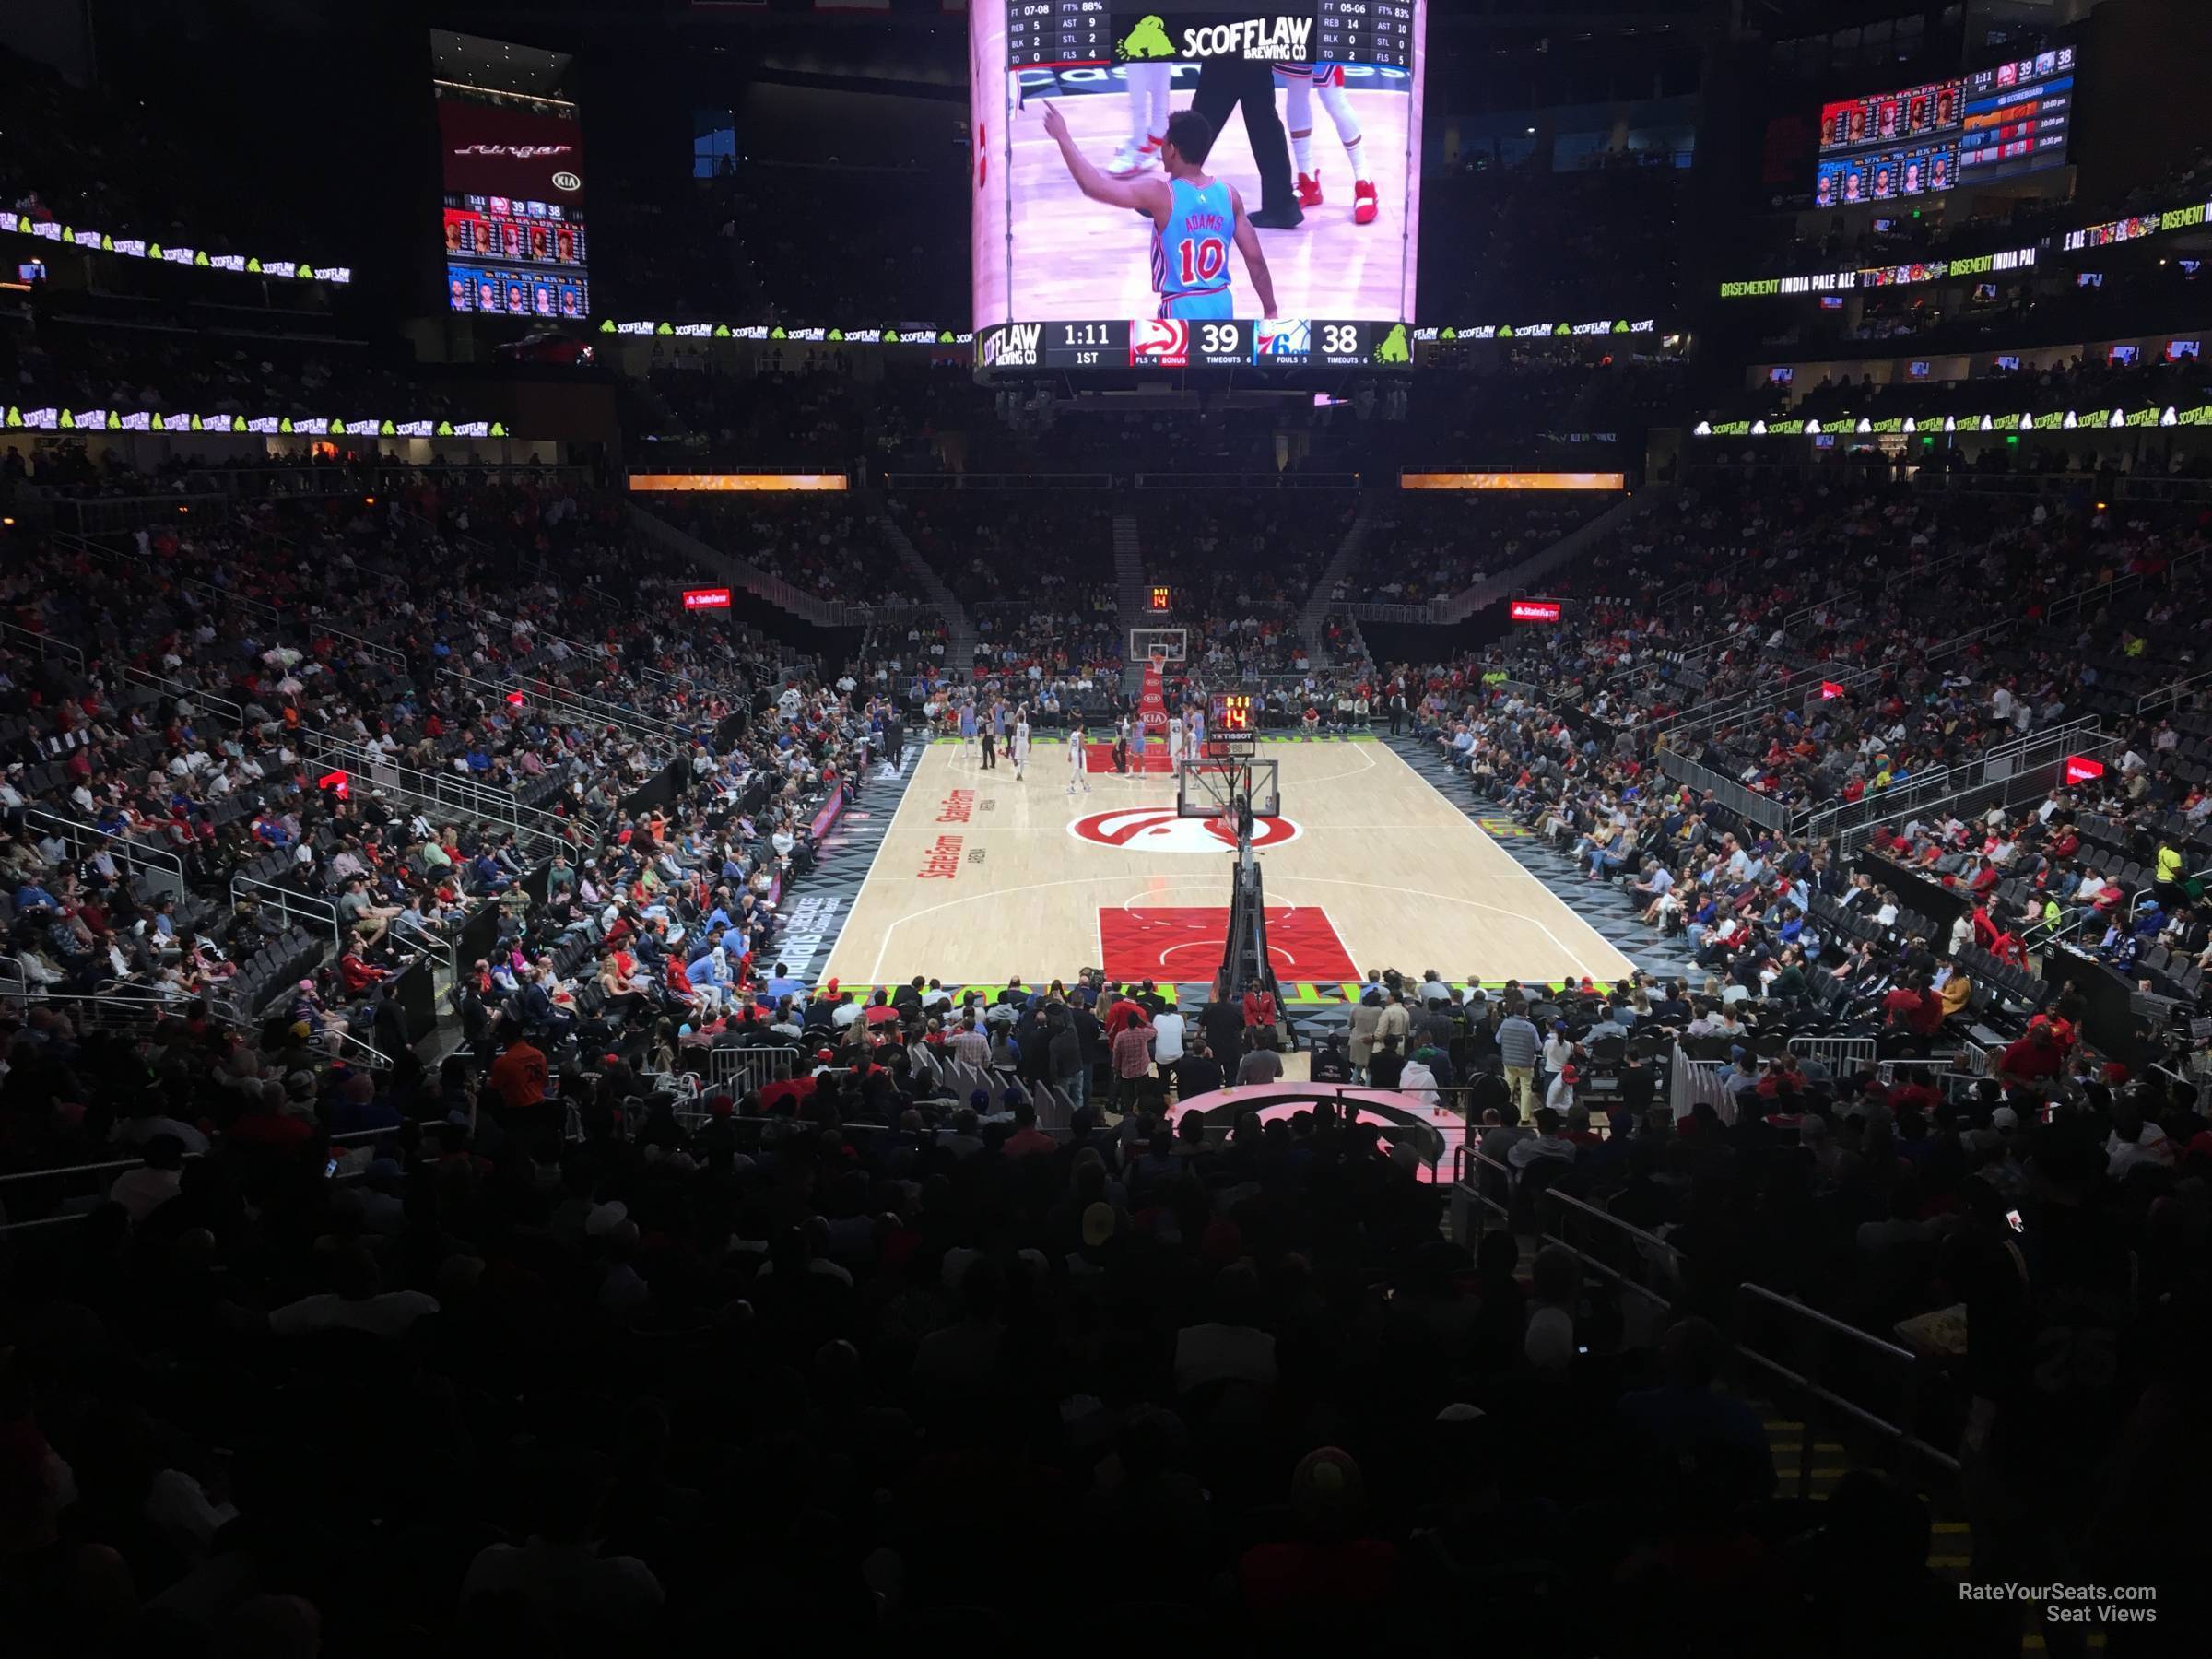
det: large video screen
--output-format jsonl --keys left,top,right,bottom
{"left": 1812, "top": 44, "right": 2075, "bottom": 207}
{"left": 438, "top": 91, "right": 591, "bottom": 320}
{"left": 971, "top": 2, "right": 1424, "bottom": 371}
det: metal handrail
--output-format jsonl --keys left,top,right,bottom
{"left": 437, "top": 665, "right": 680, "bottom": 747}
{"left": 1451, "top": 1151, "right": 1960, "bottom": 1489}
{"left": 120, "top": 665, "right": 244, "bottom": 730}
{"left": 22, "top": 806, "right": 188, "bottom": 902}
{"left": 232, "top": 874, "right": 343, "bottom": 955}
{"left": 1732, "top": 1289, "right": 1960, "bottom": 1486}
{"left": 1834, "top": 729, "right": 2132, "bottom": 858}
{"left": 0, "top": 616, "right": 85, "bottom": 672}
{"left": 1789, "top": 716, "right": 2100, "bottom": 843}
{"left": 0, "top": 1125, "right": 405, "bottom": 1235}
{"left": 2138, "top": 664, "right": 2212, "bottom": 717}
{"left": 2043, "top": 543, "right": 2206, "bottom": 627}
{"left": 300, "top": 733, "right": 569, "bottom": 854}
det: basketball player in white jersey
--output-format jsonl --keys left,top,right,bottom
{"left": 1109, "top": 62, "right": 1174, "bottom": 178}
{"left": 1065, "top": 723, "right": 1090, "bottom": 795}
{"left": 1167, "top": 710, "right": 1186, "bottom": 769}
{"left": 1272, "top": 63, "right": 1377, "bottom": 224}
{"left": 1012, "top": 712, "right": 1030, "bottom": 782}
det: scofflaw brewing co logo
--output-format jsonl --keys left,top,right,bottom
{"left": 1068, "top": 806, "right": 1300, "bottom": 853}
{"left": 1117, "top": 14, "right": 1313, "bottom": 64}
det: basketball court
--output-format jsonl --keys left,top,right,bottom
{"left": 817, "top": 730, "right": 1638, "bottom": 999}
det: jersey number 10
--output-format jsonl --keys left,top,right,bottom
{"left": 1177, "top": 236, "right": 1228, "bottom": 286}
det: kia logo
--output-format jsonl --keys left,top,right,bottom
{"left": 552, "top": 171, "right": 582, "bottom": 192}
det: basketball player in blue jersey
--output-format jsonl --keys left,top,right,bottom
{"left": 1041, "top": 104, "right": 1277, "bottom": 322}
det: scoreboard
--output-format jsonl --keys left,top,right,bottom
{"left": 1315, "top": 0, "right": 1416, "bottom": 70}
{"left": 1006, "top": 0, "right": 1113, "bottom": 69}
{"left": 979, "top": 317, "right": 1411, "bottom": 371}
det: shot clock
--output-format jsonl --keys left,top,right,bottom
{"left": 1209, "top": 690, "right": 1258, "bottom": 752}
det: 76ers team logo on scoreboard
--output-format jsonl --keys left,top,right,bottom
{"left": 1068, "top": 806, "right": 1300, "bottom": 854}
{"left": 1130, "top": 319, "right": 1190, "bottom": 367}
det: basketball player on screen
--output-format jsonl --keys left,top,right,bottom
{"left": 1041, "top": 103, "right": 1278, "bottom": 321}
{"left": 1109, "top": 62, "right": 1174, "bottom": 178}
{"left": 1273, "top": 63, "right": 1377, "bottom": 223}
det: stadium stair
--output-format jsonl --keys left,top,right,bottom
{"left": 1111, "top": 512, "right": 1148, "bottom": 630}
{"left": 1435, "top": 484, "right": 1669, "bottom": 626}
{"left": 622, "top": 500, "right": 851, "bottom": 630}
{"left": 865, "top": 490, "right": 974, "bottom": 667}
{"left": 1298, "top": 493, "right": 1380, "bottom": 664}
{"left": 1386, "top": 735, "right": 1701, "bottom": 984}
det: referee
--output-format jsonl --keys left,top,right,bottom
{"left": 1193, "top": 54, "right": 1302, "bottom": 229}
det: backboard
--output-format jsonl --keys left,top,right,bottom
{"left": 1176, "top": 757, "right": 1280, "bottom": 821}
{"left": 1128, "top": 627, "right": 1188, "bottom": 665}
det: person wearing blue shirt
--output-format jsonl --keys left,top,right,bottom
{"left": 466, "top": 747, "right": 492, "bottom": 774}
{"left": 763, "top": 966, "right": 806, "bottom": 1000}
{"left": 14, "top": 879, "right": 57, "bottom": 914}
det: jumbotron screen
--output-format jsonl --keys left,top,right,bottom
{"left": 1813, "top": 44, "right": 2077, "bottom": 206}
{"left": 971, "top": 1, "right": 1425, "bottom": 371}
{"left": 438, "top": 88, "right": 592, "bottom": 320}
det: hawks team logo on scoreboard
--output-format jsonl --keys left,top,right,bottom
{"left": 1068, "top": 806, "right": 1300, "bottom": 853}
{"left": 1130, "top": 318, "right": 1190, "bottom": 367}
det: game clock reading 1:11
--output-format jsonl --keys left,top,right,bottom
{"left": 1003, "top": 317, "right": 1405, "bottom": 369}
{"left": 972, "top": 0, "right": 1426, "bottom": 371}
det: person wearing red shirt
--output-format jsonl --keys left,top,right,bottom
{"left": 1996, "top": 1025, "right": 2062, "bottom": 1090}
{"left": 338, "top": 946, "right": 386, "bottom": 994}
{"left": 1103, "top": 992, "right": 1146, "bottom": 1038}
{"left": 1970, "top": 903, "right": 2001, "bottom": 950}
{"left": 488, "top": 1030, "right": 548, "bottom": 1112}
{"left": 1002, "top": 1100, "right": 1056, "bottom": 1158}
{"left": 1880, "top": 977, "right": 1942, "bottom": 1040}
{"left": 227, "top": 1100, "right": 312, "bottom": 1152}
{"left": 665, "top": 953, "right": 697, "bottom": 1009}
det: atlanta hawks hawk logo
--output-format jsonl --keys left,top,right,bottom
{"left": 1067, "top": 807, "right": 1301, "bottom": 854}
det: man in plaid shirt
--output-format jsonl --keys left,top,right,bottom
{"left": 950, "top": 1017, "right": 993, "bottom": 1069}
{"left": 1111, "top": 1013, "right": 1157, "bottom": 1114}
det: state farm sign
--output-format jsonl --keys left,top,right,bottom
{"left": 682, "top": 587, "right": 732, "bottom": 611}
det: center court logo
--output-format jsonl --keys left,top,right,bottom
{"left": 1068, "top": 806, "right": 1300, "bottom": 853}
